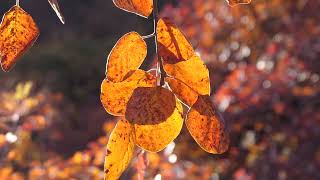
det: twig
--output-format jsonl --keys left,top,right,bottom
{"left": 16, "top": 0, "right": 20, "bottom": 6}
{"left": 142, "top": 33, "right": 156, "bottom": 40}
{"left": 153, "top": 0, "right": 166, "bottom": 86}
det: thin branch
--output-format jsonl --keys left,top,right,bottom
{"left": 142, "top": 33, "right": 156, "bottom": 40}
{"left": 153, "top": 0, "right": 166, "bottom": 86}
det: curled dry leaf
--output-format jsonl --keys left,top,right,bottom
{"left": 126, "top": 87, "right": 183, "bottom": 152}
{"left": 48, "top": 0, "right": 65, "bottom": 24}
{"left": 0, "top": 5, "right": 39, "bottom": 72}
{"left": 165, "top": 77, "right": 199, "bottom": 107}
{"left": 101, "top": 70, "right": 156, "bottom": 116}
{"left": 227, "top": 0, "right": 252, "bottom": 6}
{"left": 157, "top": 18, "right": 194, "bottom": 64}
{"left": 113, "top": 0, "right": 153, "bottom": 18}
{"left": 104, "top": 118, "right": 135, "bottom": 180}
{"left": 186, "top": 95, "right": 229, "bottom": 154}
{"left": 164, "top": 55, "right": 210, "bottom": 95}
{"left": 106, "top": 32, "right": 147, "bottom": 82}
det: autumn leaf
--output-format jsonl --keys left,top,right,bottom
{"left": 104, "top": 118, "right": 135, "bottom": 180}
{"left": 125, "top": 87, "right": 183, "bottom": 152}
{"left": 157, "top": 18, "right": 210, "bottom": 95}
{"left": 165, "top": 77, "right": 199, "bottom": 107}
{"left": 106, "top": 32, "right": 147, "bottom": 82}
{"left": 0, "top": 5, "right": 39, "bottom": 72}
{"left": 113, "top": 0, "right": 153, "bottom": 18}
{"left": 186, "top": 95, "right": 229, "bottom": 154}
{"left": 164, "top": 55, "right": 210, "bottom": 95}
{"left": 101, "top": 70, "right": 156, "bottom": 116}
{"left": 48, "top": 0, "right": 65, "bottom": 24}
{"left": 157, "top": 18, "right": 194, "bottom": 64}
{"left": 227, "top": 0, "right": 252, "bottom": 6}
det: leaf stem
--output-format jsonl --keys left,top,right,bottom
{"left": 142, "top": 33, "right": 155, "bottom": 40}
{"left": 16, "top": 0, "right": 20, "bottom": 6}
{"left": 153, "top": 0, "right": 166, "bottom": 86}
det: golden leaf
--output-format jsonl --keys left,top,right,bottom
{"left": 164, "top": 55, "right": 210, "bottom": 95}
{"left": 157, "top": 18, "right": 194, "bottom": 64}
{"left": 101, "top": 70, "right": 156, "bottom": 116}
{"left": 125, "top": 87, "right": 183, "bottom": 152}
{"left": 165, "top": 77, "right": 199, "bottom": 107}
{"left": 0, "top": 5, "right": 39, "bottom": 72}
{"left": 104, "top": 119, "right": 135, "bottom": 180}
{"left": 113, "top": 0, "right": 153, "bottom": 18}
{"left": 186, "top": 95, "right": 229, "bottom": 154}
{"left": 106, "top": 32, "right": 147, "bottom": 82}
{"left": 227, "top": 0, "right": 252, "bottom": 6}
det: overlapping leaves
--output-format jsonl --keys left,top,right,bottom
{"left": 157, "top": 18, "right": 210, "bottom": 95}
{"left": 157, "top": 18, "right": 228, "bottom": 154}
{"left": 101, "top": 31, "right": 183, "bottom": 179}
{"left": 126, "top": 87, "right": 183, "bottom": 152}
{"left": 102, "top": 0, "right": 252, "bottom": 179}
{"left": 101, "top": 19, "right": 228, "bottom": 179}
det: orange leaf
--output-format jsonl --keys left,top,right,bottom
{"left": 106, "top": 32, "right": 147, "bottom": 82}
{"left": 113, "top": 0, "right": 153, "bottom": 18}
{"left": 101, "top": 70, "right": 156, "bottom": 116}
{"left": 165, "top": 77, "right": 199, "bottom": 107}
{"left": 186, "top": 95, "right": 229, "bottom": 154}
{"left": 157, "top": 18, "right": 194, "bottom": 64}
{"left": 125, "top": 87, "right": 183, "bottom": 152}
{"left": 104, "top": 118, "right": 135, "bottom": 180}
{"left": 0, "top": 5, "right": 39, "bottom": 72}
{"left": 164, "top": 55, "right": 210, "bottom": 95}
{"left": 227, "top": 0, "right": 252, "bottom": 6}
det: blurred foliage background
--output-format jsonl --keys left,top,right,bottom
{"left": 0, "top": 0, "right": 319, "bottom": 179}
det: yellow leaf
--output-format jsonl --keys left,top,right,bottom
{"left": 101, "top": 70, "right": 156, "bottom": 116}
{"left": 106, "top": 32, "right": 147, "bottom": 82}
{"left": 113, "top": 0, "right": 153, "bottom": 18}
{"left": 165, "top": 77, "right": 199, "bottom": 107}
{"left": 164, "top": 55, "right": 210, "bottom": 95}
{"left": 157, "top": 18, "right": 210, "bottom": 95}
{"left": 157, "top": 18, "right": 194, "bottom": 64}
{"left": 0, "top": 5, "right": 39, "bottom": 72}
{"left": 186, "top": 95, "right": 229, "bottom": 154}
{"left": 105, "top": 119, "right": 135, "bottom": 180}
{"left": 126, "top": 87, "right": 183, "bottom": 152}
{"left": 227, "top": 0, "right": 252, "bottom": 6}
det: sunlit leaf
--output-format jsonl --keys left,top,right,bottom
{"left": 0, "top": 5, "right": 39, "bottom": 72}
{"left": 165, "top": 77, "right": 199, "bottom": 107}
{"left": 126, "top": 87, "right": 183, "bottom": 152}
{"left": 104, "top": 118, "right": 135, "bottom": 180}
{"left": 164, "top": 55, "right": 210, "bottom": 95}
{"left": 113, "top": 0, "right": 153, "bottom": 18}
{"left": 48, "top": 0, "right": 65, "bottom": 24}
{"left": 106, "top": 32, "right": 147, "bottom": 82}
{"left": 157, "top": 18, "right": 210, "bottom": 95}
{"left": 227, "top": 0, "right": 252, "bottom": 6}
{"left": 101, "top": 70, "right": 156, "bottom": 116}
{"left": 186, "top": 95, "right": 229, "bottom": 154}
{"left": 157, "top": 18, "right": 194, "bottom": 64}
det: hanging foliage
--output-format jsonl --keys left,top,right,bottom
{"left": 100, "top": 0, "right": 249, "bottom": 179}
